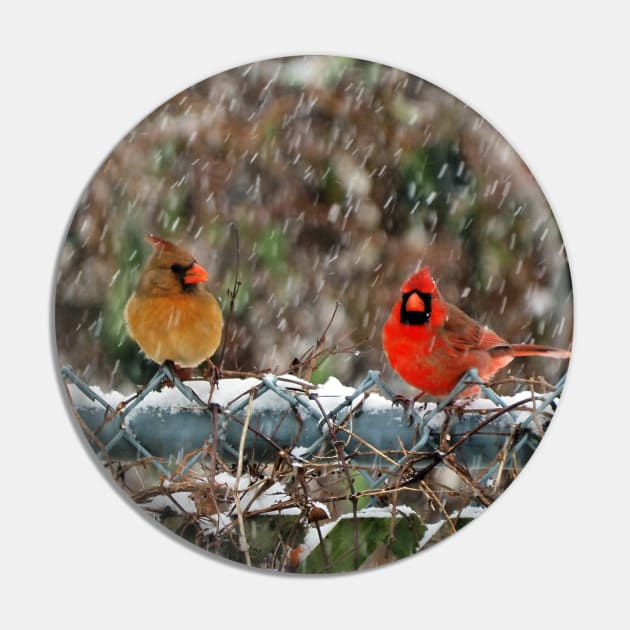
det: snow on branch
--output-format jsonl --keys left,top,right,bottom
{"left": 63, "top": 363, "right": 561, "bottom": 476}
{"left": 61, "top": 363, "right": 565, "bottom": 571}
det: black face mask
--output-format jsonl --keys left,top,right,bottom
{"left": 170, "top": 262, "right": 196, "bottom": 292}
{"left": 400, "top": 290, "right": 432, "bottom": 325}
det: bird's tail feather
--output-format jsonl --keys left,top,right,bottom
{"left": 510, "top": 344, "right": 570, "bottom": 359}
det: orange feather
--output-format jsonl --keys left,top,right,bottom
{"left": 124, "top": 235, "right": 223, "bottom": 368}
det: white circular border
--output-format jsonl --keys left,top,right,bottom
{"left": 5, "top": 3, "right": 626, "bottom": 628}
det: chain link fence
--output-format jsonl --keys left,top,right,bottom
{"left": 61, "top": 364, "right": 565, "bottom": 572}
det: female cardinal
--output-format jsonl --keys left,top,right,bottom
{"left": 124, "top": 235, "right": 223, "bottom": 370}
{"left": 382, "top": 267, "right": 570, "bottom": 398}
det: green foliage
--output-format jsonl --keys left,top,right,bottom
{"left": 279, "top": 56, "right": 352, "bottom": 88}
{"left": 399, "top": 143, "right": 472, "bottom": 220}
{"left": 319, "top": 164, "right": 344, "bottom": 205}
{"left": 150, "top": 139, "right": 182, "bottom": 177}
{"left": 309, "top": 357, "right": 333, "bottom": 386}
{"left": 161, "top": 188, "right": 192, "bottom": 231}
{"left": 418, "top": 511, "right": 479, "bottom": 552}
{"left": 301, "top": 510, "right": 426, "bottom": 573}
{"left": 162, "top": 513, "right": 302, "bottom": 568}
{"left": 223, "top": 270, "right": 252, "bottom": 316}
{"left": 388, "top": 511, "right": 428, "bottom": 558}
{"left": 257, "top": 227, "right": 288, "bottom": 273}
{"left": 101, "top": 229, "right": 155, "bottom": 384}
{"left": 262, "top": 121, "right": 279, "bottom": 144}
{"left": 217, "top": 515, "right": 301, "bottom": 567}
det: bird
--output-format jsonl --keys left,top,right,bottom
{"left": 382, "top": 266, "right": 570, "bottom": 398}
{"left": 124, "top": 234, "right": 224, "bottom": 374}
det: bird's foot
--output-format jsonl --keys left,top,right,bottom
{"left": 174, "top": 365, "right": 194, "bottom": 381}
{"left": 158, "top": 361, "right": 193, "bottom": 388}
{"left": 448, "top": 392, "right": 480, "bottom": 416}
{"left": 202, "top": 359, "right": 221, "bottom": 389}
{"left": 392, "top": 392, "right": 426, "bottom": 425}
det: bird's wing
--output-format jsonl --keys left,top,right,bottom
{"left": 442, "top": 303, "right": 509, "bottom": 353}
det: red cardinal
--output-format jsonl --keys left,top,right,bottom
{"left": 124, "top": 235, "right": 223, "bottom": 370}
{"left": 382, "top": 267, "right": 570, "bottom": 398}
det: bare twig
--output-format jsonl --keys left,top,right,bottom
{"left": 288, "top": 301, "right": 368, "bottom": 382}
{"left": 309, "top": 393, "right": 360, "bottom": 570}
{"left": 234, "top": 391, "right": 255, "bottom": 566}
{"left": 441, "top": 456, "right": 492, "bottom": 507}
{"left": 295, "top": 301, "right": 339, "bottom": 381}
{"left": 493, "top": 424, "right": 521, "bottom": 495}
{"left": 217, "top": 223, "right": 242, "bottom": 373}
{"left": 418, "top": 480, "right": 457, "bottom": 533}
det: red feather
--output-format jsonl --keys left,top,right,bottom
{"left": 382, "top": 267, "right": 570, "bottom": 397}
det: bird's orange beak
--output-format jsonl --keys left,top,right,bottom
{"left": 183, "top": 262, "right": 209, "bottom": 285}
{"left": 405, "top": 292, "right": 425, "bottom": 312}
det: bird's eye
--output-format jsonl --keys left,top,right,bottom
{"left": 170, "top": 264, "right": 183, "bottom": 274}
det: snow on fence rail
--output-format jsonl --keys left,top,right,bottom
{"left": 61, "top": 363, "right": 564, "bottom": 494}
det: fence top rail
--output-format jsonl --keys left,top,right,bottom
{"left": 61, "top": 364, "right": 564, "bottom": 482}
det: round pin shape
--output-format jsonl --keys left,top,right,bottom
{"left": 55, "top": 56, "right": 572, "bottom": 573}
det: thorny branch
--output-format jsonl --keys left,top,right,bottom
{"left": 65, "top": 358, "right": 563, "bottom": 570}
{"left": 234, "top": 391, "right": 255, "bottom": 566}
{"left": 216, "top": 222, "right": 242, "bottom": 376}
{"left": 288, "top": 301, "right": 369, "bottom": 382}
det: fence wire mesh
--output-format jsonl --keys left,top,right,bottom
{"left": 61, "top": 364, "right": 565, "bottom": 572}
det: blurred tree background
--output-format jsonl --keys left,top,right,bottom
{"left": 54, "top": 56, "right": 572, "bottom": 395}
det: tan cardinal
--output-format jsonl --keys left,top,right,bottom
{"left": 124, "top": 235, "right": 223, "bottom": 369}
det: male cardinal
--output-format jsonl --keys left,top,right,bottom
{"left": 124, "top": 235, "right": 223, "bottom": 371}
{"left": 382, "top": 267, "right": 570, "bottom": 398}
